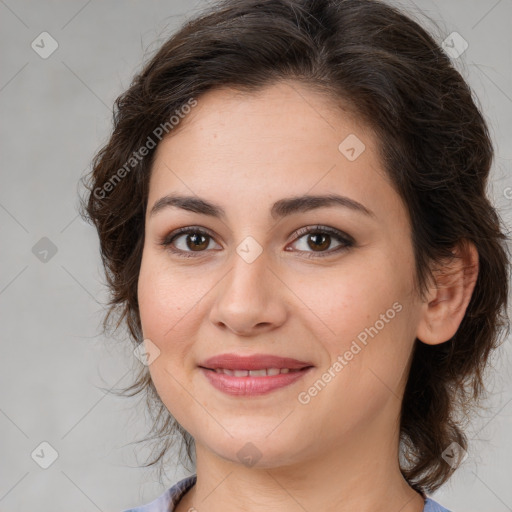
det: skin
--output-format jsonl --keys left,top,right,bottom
{"left": 137, "top": 81, "right": 478, "bottom": 512}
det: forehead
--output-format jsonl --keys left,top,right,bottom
{"left": 153, "top": 81, "right": 370, "bottom": 169}
{"left": 148, "top": 81, "right": 405, "bottom": 226}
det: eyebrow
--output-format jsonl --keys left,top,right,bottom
{"left": 149, "top": 193, "right": 375, "bottom": 220}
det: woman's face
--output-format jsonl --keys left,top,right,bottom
{"left": 137, "top": 81, "right": 424, "bottom": 467}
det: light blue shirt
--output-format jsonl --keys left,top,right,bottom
{"left": 122, "top": 474, "right": 453, "bottom": 511}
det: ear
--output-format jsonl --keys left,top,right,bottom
{"left": 416, "top": 239, "right": 479, "bottom": 346}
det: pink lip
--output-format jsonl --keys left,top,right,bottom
{"left": 200, "top": 367, "right": 313, "bottom": 396}
{"left": 198, "top": 353, "right": 314, "bottom": 397}
{"left": 199, "top": 353, "right": 313, "bottom": 371}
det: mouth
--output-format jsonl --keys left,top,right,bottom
{"left": 197, "top": 353, "right": 314, "bottom": 396}
{"left": 199, "top": 367, "right": 312, "bottom": 376}
{"left": 199, "top": 353, "right": 314, "bottom": 372}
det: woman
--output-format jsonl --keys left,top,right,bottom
{"left": 80, "top": 0, "right": 510, "bottom": 511}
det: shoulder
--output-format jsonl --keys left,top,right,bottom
{"left": 121, "top": 474, "right": 197, "bottom": 512}
{"left": 423, "top": 497, "right": 453, "bottom": 512}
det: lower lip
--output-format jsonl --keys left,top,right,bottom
{"left": 199, "top": 367, "right": 313, "bottom": 396}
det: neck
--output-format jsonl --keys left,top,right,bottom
{"left": 176, "top": 415, "right": 425, "bottom": 512}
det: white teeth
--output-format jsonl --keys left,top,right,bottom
{"left": 248, "top": 369, "right": 267, "bottom": 377}
{"left": 213, "top": 367, "right": 299, "bottom": 376}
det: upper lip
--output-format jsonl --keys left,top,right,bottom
{"left": 199, "top": 353, "right": 314, "bottom": 371}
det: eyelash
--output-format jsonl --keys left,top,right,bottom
{"left": 159, "top": 225, "right": 355, "bottom": 259}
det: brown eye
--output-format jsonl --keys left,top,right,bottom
{"left": 160, "top": 227, "right": 221, "bottom": 258}
{"left": 288, "top": 225, "right": 355, "bottom": 258}
{"left": 306, "top": 233, "right": 331, "bottom": 251}
{"left": 184, "top": 232, "right": 210, "bottom": 251}
{"left": 160, "top": 225, "right": 354, "bottom": 259}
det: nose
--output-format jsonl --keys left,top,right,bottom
{"left": 208, "top": 243, "right": 288, "bottom": 337}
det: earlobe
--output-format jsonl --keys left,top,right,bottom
{"left": 416, "top": 239, "right": 479, "bottom": 346}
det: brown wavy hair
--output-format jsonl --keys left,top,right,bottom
{"left": 79, "top": 0, "right": 510, "bottom": 494}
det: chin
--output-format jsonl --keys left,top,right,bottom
{"left": 205, "top": 434, "right": 305, "bottom": 469}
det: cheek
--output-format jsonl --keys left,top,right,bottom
{"left": 137, "top": 252, "right": 204, "bottom": 339}
{"left": 137, "top": 262, "right": 172, "bottom": 338}
{"left": 136, "top": 258, "right": 199, "bottom": 424}
{"left": 136, "top": 252, "right": 216, "bottom": 393}
{"left": 297, "top": 256, "right": 414, "bottom": 388}
{"left": 290, "top": 257, "right": 399, "bottom": 344}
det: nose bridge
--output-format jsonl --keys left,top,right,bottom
{"left": 226, "top": 237, "right": 271, "bottom": 303}
{"left": 209, "top": 236, "right": 285, "bottom": 334}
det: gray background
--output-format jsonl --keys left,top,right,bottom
{"left": 0, "top": 1, "right": 511, "bottom": 511}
